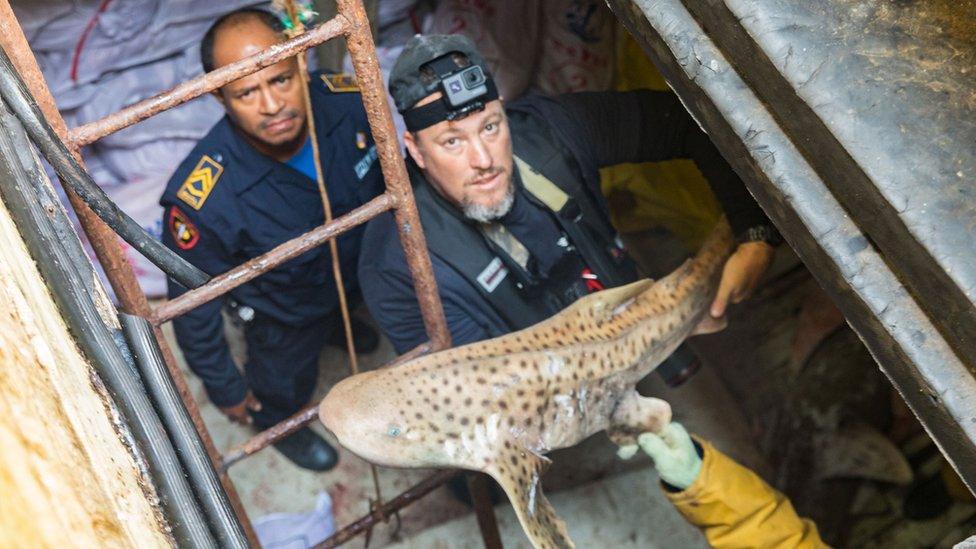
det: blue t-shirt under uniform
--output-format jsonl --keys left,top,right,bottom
{"left": 286, "top": 137, "right": 317, "bottom": 181}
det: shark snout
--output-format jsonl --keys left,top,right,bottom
{"left": 319, "top": 377, "right": 356, "bottom": 441}
{"left": 318, "top": 393, "right": 343, "bottom": 435}
{"left": 319, "top": 373, "right": 385, "bottom": 446}
{"left": 319, "top": 372, "right": 417, "bottom": 467}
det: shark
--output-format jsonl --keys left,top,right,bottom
{"left": 320, "top": 220, "right": 734, "bottom": 548}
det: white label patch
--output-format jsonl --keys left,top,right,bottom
{"left": 354, "top": 145, "right": 378, "bottom": 180}
{"left": 476, "top": 257, "right": 508, "bottom": 293}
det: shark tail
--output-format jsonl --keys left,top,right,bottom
{"left": 485, "top": 442, "right": 574, "bottom": 549}
{"left": 663, "top": 217, "right": 735, "bottom": 309}
{"left": 695, "top": 216, "right": 735, "bottom": 268}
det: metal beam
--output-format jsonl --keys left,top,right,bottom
{"left": 314, "top": 471, "right": 459, "bottom": 549}
{"left": 153, "top": 193, "right": 393, "bottom": 324}
{"left": 338, "top": 0, "right": 453, "bottom": 352}
{"left": 69, "top": 14, "right": 350, "bottom": 147}
{"left": 0, "top": 1, "right": 260, "bottom": 542}
{"left": 607, "top": 0, "right": 976, "bottom": 492}
{"left": 2, "top": 0, "right": 501, "bottom": 544}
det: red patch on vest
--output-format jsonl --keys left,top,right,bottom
{"left": 168, "top": 206, "right": 199, "bottom": 250}
{"left": 581, "top": 267, "right": 605, "bottom": 293}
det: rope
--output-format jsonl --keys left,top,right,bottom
{"left": 278, "top": 0, "right": 385, "bottom": 511}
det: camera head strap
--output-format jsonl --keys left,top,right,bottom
{"left": 390, "top": 35, "right": 500, "bottom": 131}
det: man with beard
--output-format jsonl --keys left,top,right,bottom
{"left": 358, "top": 34, "right": 781, "bottom": 381}
{"left": 160, "top": 8, "right": 382, "bottom": 471}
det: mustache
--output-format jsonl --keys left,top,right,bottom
{"left": 466, "top": 167, "right": 505, "bottom": 186}
{"left": 258, "top": 109, "right": 301, "bottom": 130}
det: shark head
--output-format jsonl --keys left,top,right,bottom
{"left": 320, "top": 370, "right": 449, "bottom": 468}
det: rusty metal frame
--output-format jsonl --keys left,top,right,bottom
{"left": 0, "top": 0, "right": 499, "bottom": 546}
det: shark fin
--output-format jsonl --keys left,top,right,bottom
{"left": 691, "top": 313, "right": 727, "bottom": 336}
{"left": 588, "top": 279, "right": 654, "bottom": 322}
{"left": 608, "top": 390, "right": 672, "bottom": 447}
{"left": 484, "top": 443, "right": 574, "bottom": 549}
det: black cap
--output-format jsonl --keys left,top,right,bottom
{"left": 389, "top": 34, "right": 494, "bottom": 113}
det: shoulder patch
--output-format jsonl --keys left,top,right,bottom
{"left": 320, "top": 73, "right": 359, "bottom": 93}
{"left": 176, "top": 155, "right": 223, "bottom": 210}
{"left": 168, "top": 206, "right": 200, "bottom": 250}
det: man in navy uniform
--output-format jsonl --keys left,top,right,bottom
{"left": 161, "top": 9, "right": 382, "bottom": 471}
{"left": 359, "top": 35, "right": 781, "bottom": 377}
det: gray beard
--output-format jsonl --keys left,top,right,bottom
{"left": 462, "top": 178, "right": 515, "bottom": 223}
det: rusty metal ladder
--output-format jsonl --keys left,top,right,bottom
{"left": 0, "top": 1, "right": 502, "bottom": 546}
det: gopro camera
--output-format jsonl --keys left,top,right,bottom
{"left": 404, "top": 53, "right": 497, "bottom": 129}
{"left": 440, "top": 65, "right": 488, "bottom": 108}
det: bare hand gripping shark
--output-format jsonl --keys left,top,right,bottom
{"left": 320, "top": 220, "right": 734, "bottom": 548}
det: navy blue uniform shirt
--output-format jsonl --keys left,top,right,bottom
{"left": 160, "top": 71, "right": 383, "bottom": 407}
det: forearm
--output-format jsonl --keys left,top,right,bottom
{"left": 679, "top": 119, "right": 770, "bottom": 236}
{"left": 667, "top": 439, "right": 827, "bottom": 549}
{"left": 630, "top": 89, "right": 770, "bottom": 235}
{"left": 556, "top": 89, "right": 719, "bottom": 167}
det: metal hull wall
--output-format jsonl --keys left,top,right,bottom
{"left": 607, "top": 0, "right": 976, "bottom": 491}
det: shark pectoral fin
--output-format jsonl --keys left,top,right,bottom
{"left": 608, "top": 391, "right": 672, "bottom": 447}
{"left": 485, "top": 444, "right": 574, "bottom": 549}
{"left": 691, "top": 313, "right": 727, "bottom": 336}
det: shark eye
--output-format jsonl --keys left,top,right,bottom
{"left": 387, "top": 425, "right": 402, "bottom": 437}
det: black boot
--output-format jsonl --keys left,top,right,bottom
{"left": 272, "top": 427, "right": 339, "bottom": 471}
{"left": 327, "top": 316, "right": 380, "bottom": 353}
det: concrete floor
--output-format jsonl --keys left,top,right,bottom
{"left": 387, "top": 467, "right": 710, "bottom": 549}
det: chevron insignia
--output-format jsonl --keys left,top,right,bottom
{"left": 176, "top": 155, "right": 223, "bottom": 210}
{"left": 321, "top": 73, "right": 359, "bottom": 93}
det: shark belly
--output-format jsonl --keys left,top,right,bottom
{"left": 537, "top": 374, "right": 629, "bottom": 452}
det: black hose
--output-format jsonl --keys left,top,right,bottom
{"left": 0, "top": 95, "right": 217, "bottom": 548}
{"left": 121, "top": 314, "right": 249, "bottom": 548}
{"left": 0, "top": 47, "right": 210, "bottom": 290}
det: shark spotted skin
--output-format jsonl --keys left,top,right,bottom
{"left": 321, "top": 220, "right": 734, "bottom": 548}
